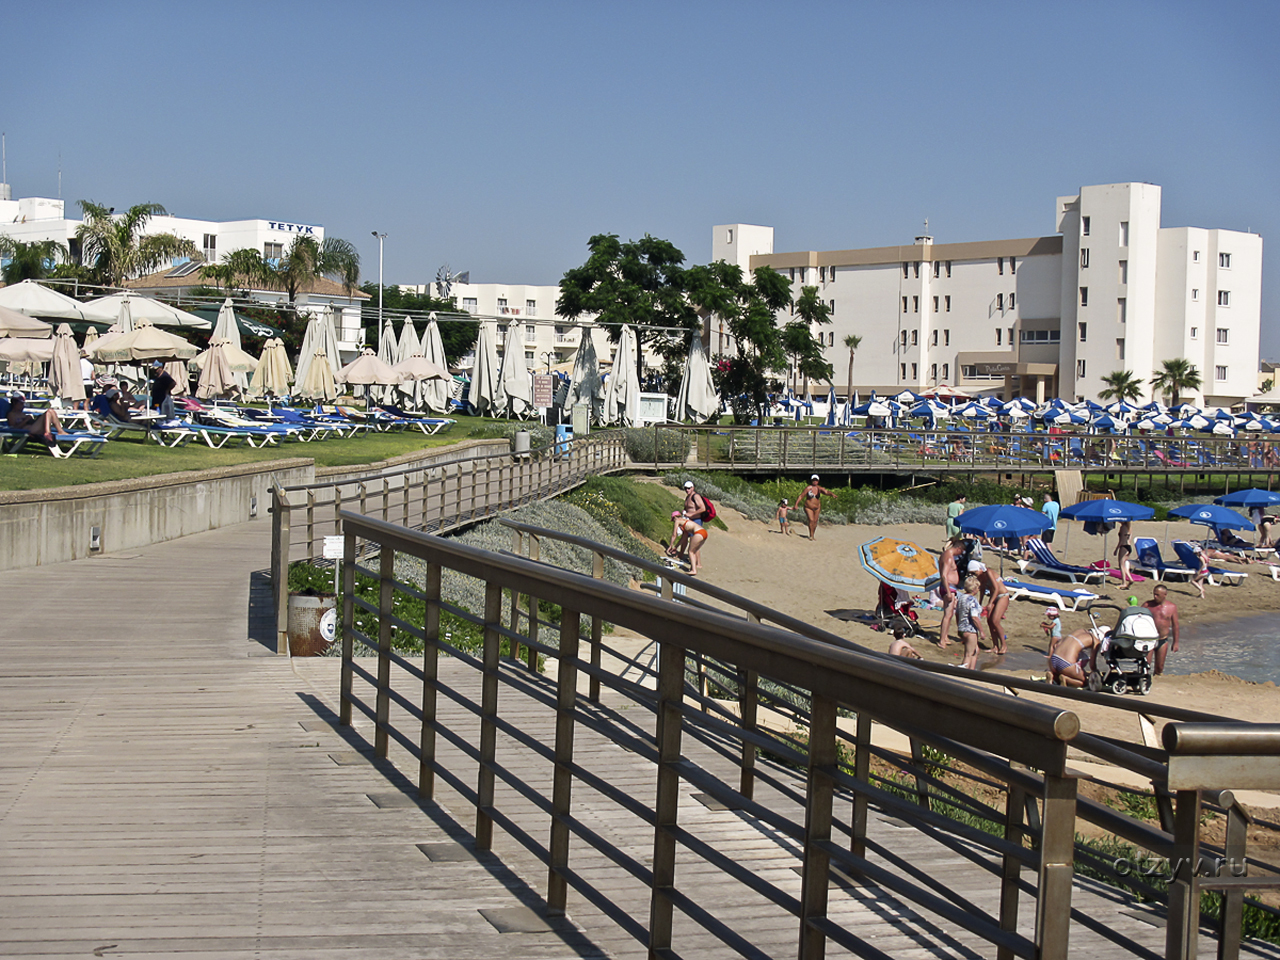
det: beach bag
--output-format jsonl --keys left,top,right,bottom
{"left": 701, "top": 496, "right": 717, "bottom": 521}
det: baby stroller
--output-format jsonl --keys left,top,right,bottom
{"left": 1086, "top": 606, "right": 1160, "bottom": 696}
{"left": 875, "top": 581, "right": 920, "bottom": 637}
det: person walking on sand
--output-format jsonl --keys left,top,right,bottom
{"left": 945, "top": 493, "right": 967, "bottom": 540}
{"left": 974, "top": 560, "right": 1010, "bottom": 655}
{"left": 936, "top": 535, "right": 966, "bottom": 649}
{"left": 1142, "top": 584, "right": 1180, "bottom": 675}
{"left": 775, "top": 498, "right": 793, "bottom": 536}
{"left": 954, "top": 575, "right": 985, "bottom": 669}
{"left": 1041, "top": 492, "right": 1060, "bottom": 547}
{"left": 1187, "top": 542, "right": 1210, "bottom": 599}
{"left": 798, "top": 474, "right": 831, "bottom": 540}
{"left": 1114, "top": 520, "right": 1135, "bottom": 586}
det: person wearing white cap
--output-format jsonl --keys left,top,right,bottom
{"left": 681, "top": 479, "right": 707, "bottom": 526}
{"left": 798, "top": 474, "right": 832, "bottom": 540}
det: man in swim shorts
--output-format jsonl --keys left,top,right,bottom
{"left": 936, "top": 535, "right": 965, "bottom": 649}
{"left": 1142, "top": 584, "right": 1180, "bottom": 675}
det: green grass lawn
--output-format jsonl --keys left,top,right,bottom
{"left": 0, "top": 417, "right": 522, "bottom": 492}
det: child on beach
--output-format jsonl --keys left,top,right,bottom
{"left": 888, "top": 626, "right": 923, "bottom": 660}
{"left": 775, "top": 499, "right": 792, "bottom": 536}
{"left": 954, "top": 575, "right": 984, "bottom": 670}
{"left": 1041, "top": 607, "right": 1062, "bottom": 642}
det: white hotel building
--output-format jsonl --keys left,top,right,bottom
{"left": 718, "top": 182, "right": 1263, "bottom": 406}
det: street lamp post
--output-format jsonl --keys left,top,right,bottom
{"left": 541, "top": 350, "right": 554, "bottom": 373}
{"left": 371, "top": 232, "right": 387, "bottom": 333}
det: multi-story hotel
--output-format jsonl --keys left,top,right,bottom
{"left": 716, "top": 182, "right": 1263, "bottom": 406}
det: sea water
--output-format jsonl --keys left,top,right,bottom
{"left": 1167, "top": 613, "right": 1280, "bottom": 683}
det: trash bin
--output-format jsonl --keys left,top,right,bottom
{"left": 513, "top": 430, "right": 531, "bottom": 458}
{"left": 555, "top": 424, "right": 572, "bottom": 459}
{"left": 287, "top": 591, "right": 337, "bottom": 656}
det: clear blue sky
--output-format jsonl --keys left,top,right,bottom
{"left": 4, "top": 1, "right": 1278, "bottom": 351}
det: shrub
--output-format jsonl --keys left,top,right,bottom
{"left": 624, "top": 427, "right": 690, "bottom": 463}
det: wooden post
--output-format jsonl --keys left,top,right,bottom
{"left": 647, "top": 642, "right": 686, "bottom": 957}
{"left": 799, "top": 692, "right": 838, "bottom": 960}
{"left": 909, "top": 738, "right": 931, "bottom": 812}
{"left": 526, "top": 535, "right": 540, "bottom": 672}
{"left": 509, "top": 527, "right": 523, "bottom": 664}
{"left": 1034, "top": 773, "right": 1077, "bottom": 960}
{"left": 589, "top": 551, "right": 604, "bottom": 703}
{"left": 374, "top": 548, "right": 395, "bottom": 758}
{"left": 271, "top": 485, "right": 292, "bottom": 656}
{"left": 546, "top": 606, "right": 581, "bottom": 915}
{"left": 419, "top": 561, "right": 441, "bottom": 800}
{"left": 476, "top": 582, "right": 503, "bottom": 851}
{"left": 1165, "top": 789, "right": 1203, "bottom": 960}
{"left": 339, "top": 529, "right": 356, "bottom": 725}
{"left": 850, "top": 712, "right": 871, "bottom": 859}
{"left": 997, "top": 764, "right": 1028, "bottom": 960}
{"left": 1217, "top": 801, "right": 1248, "bottom": 960}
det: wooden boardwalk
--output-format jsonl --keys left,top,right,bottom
{"left": 3, "top": 519, "right": 1279, "bottom": 958}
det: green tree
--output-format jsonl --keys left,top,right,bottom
{"left": 1150, "top": 358, "right": 1202, "bottom": 407}
{"left": 0, "top": 238, "right": 68, "bottom": 284}
{"left": 74, "top": 201, "right": 197, "bottom": 285}
{"left": 201, "top": 235, "right": 360, "bottom": 305}
{"left": 1097, "top": 369, "right": 1145, "bottom": 403}
{"left": 358, "top": 283, "right": 477, "bottom": 362}
{"left": 842, "top": 333, "right": 863, "bottom": 405}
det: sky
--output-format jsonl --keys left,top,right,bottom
{"left": 3, "top": 0, "right": 1278, "bottom": 351}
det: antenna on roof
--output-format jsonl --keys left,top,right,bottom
{"left": 57, "top": 149, "right": 61, "bottom": 200}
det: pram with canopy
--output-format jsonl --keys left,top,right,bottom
{"left": 1086, "top": 605, "right": 1160, "bottom": 696}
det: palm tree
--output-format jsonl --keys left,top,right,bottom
{"left": 75, "top": 201, "right": 197, "bottom": 286}
{"left": 203, "top": 235, "right": 360, "bottom": 304}
{"left": 842, "top": 333, "right": 862, "bottom": 405}
{"left": 0, "top": 238, "right": 68, "bottom": 284}
{"left": 1097, "top": 369, "right": 1144, "bottom": 403}
{"left": 1150, "top": 358, "right": 1203, "bottom": 407}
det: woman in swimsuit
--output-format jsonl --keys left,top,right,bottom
{"left": 5, "top": 395, "right": 64, "bottom": 445}
{"left": 1114, "top": 520, "right": 1134, "bottom": 586}
{"left": 798, "top": 474, "right": 832, "bottom": 540}
{"left": 679, "top": 517, "right": 709, "bottom": 575}
{"left": 976, "top": 562, "right": 1010, "bottom": 655}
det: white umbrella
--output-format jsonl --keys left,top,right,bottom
{"left": 395, "top": 319, "right": 423, "bottom": 407}
{"left": 674, "top": 335, "right": 720, "bottom": 422}
{"left": 249, "top": 338, "right": 293, "bottom": 399}
{"left": 0, "top": 337, "right": 56, "bottom": 363}
{"left": 292, "top": 305, "right": 341, "bottom": 395}
{"left": 375, "top": 317, "right": 397, "bottom": 402}
{"left": 566, "top": 325, "right": 605, "bottom": 420}
{"left": 0, "top": 279, "right": 117, "bottom": 322}
{"left": 50, "top": 323, "right": 86, "bottom": 403}
{"left": 468, "top": 320, "right": 501, "bottom": 416}
{"left": 298, "top": 351, "right": 337, "bottom": 401}
{"left": 605, "top": 325, "right": 640, "bottom": 426}
{"left": 193, "top": 338, "right": 258, "bottom": 375}
{"left": 82, "top": 291, "right": 211, "bottom": 329}
{"left": 0, "top": 305, "right": 53, "bottom": 338}
{"left": 421, "top": 314, "right": 452, "bottom": 414}
{"left": 162, "top": 359, "right": 190, "bottom": 398}
{"left": 497, "top": 321, "right": 533, "bottom": 417}
{"left": 391, "top": 353, "right": 451, "bottom": 390}
{"left": 211, "top": 298, "right": 249, "bottom": 390}
{"left": 87, "top": 320, "right": 197, "bottom": 364}
{"left": 196, "top": 340, "right": 235, "bottom": 400}
{"left": 336, "top": 347, "right": 402, "bottom": 386}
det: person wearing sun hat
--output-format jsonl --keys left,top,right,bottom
{"left": 798, "top": 474, "right": 832, "bottom": 541}
{"left": 1041, "top": 607, "right": 1062, "bottom": 644}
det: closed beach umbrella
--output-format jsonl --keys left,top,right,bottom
{"left": 395, "top": 319, "right": 422, "bottom": 406}
{"left": 196, "top": 340, "right": 235, "bottom": 400}
{"left": 566, "top": 325, "right": 604, "bottom": 418}
{"left": 604, "top": 324, "right": 640, "bottom": 425}
{"left": 298, "top": 351, "right": 337, "bottom": 401}
{"left": 421, "top": 314, "right": 452, "bottom": 414}
{"left": 50, "top": 323, "right": 85, "bottom": 403}
{"left": 88, "top": 319, "right": 197, "bottom": 364}
{"left": 248, "top": 338, "right": 293, "bottom": 398}
{"left": 82, "top": 291, "right": 210, "bottom": 329}
{"left": 674, "top": 335, "right": 721, "bottom": 423}
{"left": 497, "top": 321, "right": 533, "bottom": 417}
{"left": 192, "top": 338, "right": 258, "bottom": 377}
{"left": 858, "top": 536, "right": 941, "bottom": 593}
{"left": 293, "top": 305, "right": 341, "bottom": 394}
{"left": 211, "top": 298, "right": 249, "bottom": 390}
{"left": 162, "top": 359, "right": 190, "bottom": 398}
{"left": 0, "top": 305, "right": 53, "bottom": 338}
{"left": 468, "top": 320, "right": 500, "bottom": 415}
{"left": 375, "top": 317, "right": 397, "bottom": 402}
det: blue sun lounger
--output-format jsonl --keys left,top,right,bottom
{"left": 1017, "top": 537, "right": 1107, "bottom": 584}
{"left": 1002, "top": 578, "right": 1100, "bottom": 612}
{"left": 0, "top": 424, "right": 110, "bottom": 459}
{"left": 1132, "top": 537, "right": 1194, "bottom": 582}
{"left": 1171, "top": 539, "right": 1247, "bottom": 585}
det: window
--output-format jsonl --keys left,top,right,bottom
{"left": 900, "top": 331, "right": 908, "bottom": 347}
{"left": 902, "top": 262, "right": 910, "bottom": 279}
{"left": 913, "top": 262, "right": 920, "bottom": 278}
{"left": 526, "top": 299, "right": 537, "bottom": 315}
{"left": 933, "top": 261, "right": 940, "bottom": 278}
{"left": 829, "top": 331, "right": 836, "bottom": 347}
{"left": 902, "top": 296, "right": 909, "bottom": 313}
{"left": 829, "top": 299, "right": 835, "bottom": 314}
{"left": 910, "top": 363, "right": 918, "bottom": 380}
{"left": 1217, "top": 328, "right": 1229, "bottom": 344}
{"left": 900, "top": 363, "right": 907, "bottom": 380}
{"left": 1119, "top": 221, "right": 1129, "bottom": 246}
{"left": 912, "top": 296, "right": 919, "bottom": 313}
{"left": 462, "top": 297, "right": 478, "bottom": 313}
{"left": 931, "top": 329, "right": 938, "bottom": 346}
{"left": 1078, "top": 322, "right": 1088, "bottom": 342}
{"left": 1118, "top": 260, "right": 1127, "bottom": 284}
{"left": 996, "top": 329, "right": 1002, "bottom": 346}
{"left": 910, "top": 330, "right": 918, "bottom": 346}
{"left": 930, "top": 363, "right": 938, "bottom": 381}
{"left": 1190, "top": 326, "right": 1198, "bottom": 340}
{"left": 997, "top": 257, "right": 1004, "bottom": 275}
{"left": 202, "top": 233, "right": 216, "bottom": 261}
{"left": 789, "top": 267, "right": 796, "bottom": 281}
{"left": 1216, "top": 366, "right": 1228, "bottom": 382}
{"left": 933, "top": 295, "right": 939, "bottom": 313}
{"left": 525, "top": 350, "right": 535, "bottom": 362}
{"left": 1220, "top": 252, "right": 1231, "bottom": 268}
{"left": 962, "top": 365, "right": 976, "bottom": 379}
{"left": 941, "top": 363, "right": 949, "bottom": 380}
{"left": 1116, "top": 338, "right": 1126, "bottom": 361}
{"left": 1193, "top": 250, "right": 1201, "bottom": 262}
{"left": 829, "top": 267, "right": 836, "bottom": 280}
{"left": 1080, "top": 286, "right": 1088, "bottom": 307}
{"left": 944, "top": 329, "right": 950, "bottom": 346}
{"left": 996, "top": 293, "right": 1004, "bottom": 311}
{"left": 819, "top": 266, "right": 825, "bottom": 282}
{"left": 1218, "top": 290, "right": 1231, "bottom": 306}
{"left": 1010, "top": 257, "right": 1017, "bottom": 275}
{"left": 1082, "top": 216, "right": 1091, "bottom": 236}
{"left": 944, "top": 295, "right": 951, "bottom": 312}
{"left": 945, "top": 261, "right": 952, "bottom": 278}
{"left": 1020, "top": 329, "right": 1062, "bottom": 343}
{"left": 1080, "top": 248, "right": 1090, "bottom": 268}
{"left": 525, "top": 324, "right": 535, "bottom": 339}
{"left": 1117, "top": 298, "right": 1127, "bottom": 323}
{"left": 497, "top": 297, "right": 508, "bottom": 310}
{"left": 1009, "top": 292, "right": 1016, "bottom": 310}
{"left": 1077, "top": 359, "right": 1087, "bottom": 378}
{"left": 1009, "top": 326, "right": 1014, "bottom": 345}
{"left": 263, "top": 241, "right": 283, "bottom": 260}
{"left": 1192, "top": 288, "right": 1200, "bottom": 301}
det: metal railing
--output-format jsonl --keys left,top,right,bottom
{"left": 269, "top": 431, "right": 626, "bottom": 653}
{"left": 640, "top": 423, "right": 1280, "bottom": 477}
{"left": 496, "top": 518, "right": 1280, "bottom": 960}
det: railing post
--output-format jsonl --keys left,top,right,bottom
{"left": 799, "top": 692, "right": 838, "bottom": 960}
{"left": 339, "top": 528, "right": 356, "bottom": 725}
{"left": 738, "top": 645, "right": 758, "bottom": 802}
{"left": 381, "top": 477, "right": 390, "bottom": 522}
{"left": 1217, "top": 799, "right": 1248, "bottom": 960}
{"left": 589, "top": 551, "right": 604, "bottom": 703}
{"left": 374, "top": 548, "right": 394, "bottom": 759}
{"left": 305, "top": 489, "right": 316, "bottom": 559}
{"left": 475, "top": 581, "right": 503, "bottom": 851}
{"left": 850, "top": 711, "right": 871, "bottom": 859}
{"left": 418, "top": 561, "right": 441, "bottom": 800}
{"left": 1165, "top": 788, "right": 1203, "bottom": 960}
{"left": 908, "top": 738, "right": 932, "bottom": 812}
{"left": 1034, "top": 772, "right": 1077, "bottom": 960}
{"left": 272, "top": 484, "right": 292, "bottom": 656}
{"left": 997, "top": 762, "right": 1028, "bottom": 960}
{"left": 547, "top": 604, "right": 581, "bottom": 916}
{"left": 526, "top": 534, "right": 541, "bottom": 671}
{"left": 647, "top": 641, "right": 686, "bottom": 958}
{"left": 509, "top": 527, "right": 524, "bottom": 664}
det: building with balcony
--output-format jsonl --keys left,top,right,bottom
{"left": 718, "top": 182, "right": 1263, "bottom": 406}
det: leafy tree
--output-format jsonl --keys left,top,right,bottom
{"left": 200, "top": 235, "right": 360, "bottom": 304}
{"left": 75, "top": 201, "right": 197, "bottom": 285}
{"left": 842, "top": 333, "right": 863, "bottom": 404}
{"left": 788, "top": 285, "right": 835, "bottom": 396}
{"left": 1097, "top": 369, "right": 1144, "bottom": 403}
{"left": 1150, "top": 358, "right": 1202, "bottom": 407}
{"left": 0, "top": 238, "right": 68, "bottom": 284}
{"left": 358, "top": 283, "right": 477, "bottom": 362}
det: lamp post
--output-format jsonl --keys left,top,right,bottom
{"left": 541, "top": 350, "right": 554, "bottom": 373}
{"left": 371, "top": 231, "right": 387, "bottom": 332}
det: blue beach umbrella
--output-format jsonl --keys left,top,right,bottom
{"left": 824, "top": 387, "right": 837, "bottom": 426}
{"left": 1167, "top": 504, "right": 1253, "bottom": 531}
{"left": 1060, "top": 499, "right": 1155, "bottom": 523}
{"left": 955, "top": 504, "right": 1052, "bottom": 539}
{"left": 1215, "top": 489, "right": 1280, "bottom": 509}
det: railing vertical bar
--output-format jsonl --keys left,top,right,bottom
{"left": 509, "top": 527, "right": 524, "bottom": 664}
{"left": 475, "top": 581, "right": 503, "bottom": 851}
{"left": 647, "top": 641, "right": 686, "bottom": 957}
{"left": 546, "top": 605, "right": 581, "bottom": 916}
{"left": 306, "top": 490, "right": 316, "bottom": 560}
{"left": 799, "top": 692, "right": 837, "bottom": 960}
{"left": 1217, "top": 802, "right": 1248, "bottom": 960}
{"left": 909, "top": 738, "right": 932, "bottom": 812}
{"left": 589, "top": 551, "right": 604, "bottom": 703}
{"left": 997, "top": 762, "right": 1028, "bottom": 960}
{"left": 374, "top": 548, "right": 395, "bottom": 758}
{"left": 419, "top": 561, "right": 441, "bottom": 800}
{"left": 272, "top": 485, "right": 291, "bottom": 656}
{"left": 526, "top": 534, "right": 541, "bottom": 672}
{"left": 851, "top": 712, "right": 871, "bottom": 859}
{"left": 1165, "top": 789, "right": 1202, "bottom": 960}
{"left": 1034, "top": 773, "right": 1077, "bottom": 960}
{"left": 339, "top": 527, "right": 356, "bottom": 725}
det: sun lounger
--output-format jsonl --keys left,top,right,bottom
{"left": 377, "top": 405, "right": 456, "bottom": 435}
{"left": 0, "top": 424, "right": 110, "bottom": 459}
{"left": 1171, "top": 540, "right": 1247, "bottom": 586}
{"left": 185, "top": 423, "right": 279, "bottom": 449}
{"left": 1132, "top": 537, "right": 1194, "bottom": 582}
{"left": 1017, "top": 537, "right": 1107, "bottom": 584}
{"left": 1002, "top": 578, "right": 1100, "bottom": 612}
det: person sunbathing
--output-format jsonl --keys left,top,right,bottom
{"left": 6, "top": 394, "right": 64, "bottom": 444}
